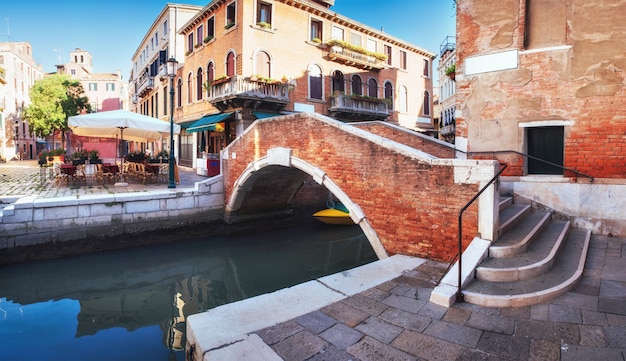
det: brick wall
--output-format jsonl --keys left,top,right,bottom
{"left": 223, "top": 113, "right": 484, "bottom": 261}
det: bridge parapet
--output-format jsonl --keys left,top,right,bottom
{"left": 221, "top": 113, "right": 498, "bottom": 262}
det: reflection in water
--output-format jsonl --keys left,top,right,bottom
{"left": 0, "top": 223, "right": 376, "bottom": 361}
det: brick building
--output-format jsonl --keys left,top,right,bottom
{"left": 455, "top": 0, "right": 626, "bottom": 179}
{"left": 134, "top": 0, "right": 435, "bottom": 170}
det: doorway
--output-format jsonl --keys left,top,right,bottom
{"left": 526, "top": 126, "right": 564, "bottom": 175}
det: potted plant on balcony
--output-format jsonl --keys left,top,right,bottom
{"left": 212, "top": 75, "right": 230, "bottom": 85}
{"left": 257, "top": 22, "right": 271, "bottom": 29}
{"left": 204, "top": 35, "right": 213, "bottom": 43}
{"left": 225, "top": 22, "right": 235, "bottom": 30}
{"left": 445, "top": 64, "right": 456, "bottom": 80}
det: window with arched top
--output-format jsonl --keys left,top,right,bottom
{"left": 423, "top": 90, "right": 430, "bottom": 116}
{"left": 384, "top": 81, "right": 393, "bottom": 110}
{"left": 368, "top": 78, "right": 378, "bottom": 98}
{"left": 197, "top": 68, "right": 203, "bottom": 101}
{"left": 177, "top": 78, "right": 182, "bottom": 107}
{"left": 331, "top": 70, "right": 344, "bottom": 94}
{"left": 187, "top": 73, "right": 193, "bottom": 104}
{"left": 206, "top": 62, "right": 214, "bottom": 96}
{"left": 351, "top": 75, "right": 362, "bottom": 95}
{"left": 226, "top": 51, "right": 235, "bottom": 77}
{"left": 399, "top": 85, "right": 408, "bottom": 113}
{"left": 308, "top": 64, "right": 323, "bottom": 100}
{"left": 255, "top": 50, "right": 271, "bottom": 78}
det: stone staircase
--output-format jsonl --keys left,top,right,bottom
{"left": 460, "top": 196, "right": 591, "bottom": 308}
{"left": 429, "top": 194, "right": 592, "bottom": 308}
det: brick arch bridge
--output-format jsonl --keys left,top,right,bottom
{"left": 221, "top": 113, "right": 499, "bottom": 261}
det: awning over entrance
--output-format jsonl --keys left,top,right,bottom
{"left": 253, "top": 111, "right": 281, "bottom": 119}
{"left": 185, "top": 112, "right": 233, "bottom": 133}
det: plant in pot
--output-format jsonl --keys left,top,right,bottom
{"left": 445, "top": 64, "right": 456, "bottom": 80}
{"left": 72, "top": 149, "right": 88, "bottom": 165}
{"left": 88, "top": 149, "right": 101, "bottom": 164}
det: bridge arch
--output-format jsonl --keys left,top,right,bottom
{"left": 226, "top": 146, "right": 388, "bottom": 259}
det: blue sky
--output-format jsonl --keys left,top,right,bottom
{"left": 1, "top": 0, "right": 455, "bottom": 79}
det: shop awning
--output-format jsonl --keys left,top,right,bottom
{"left": 253, "top": 111, "right": 281, "bottom": 119}
{"left": 185, "top": 112, "right": 233, "bottom": 133}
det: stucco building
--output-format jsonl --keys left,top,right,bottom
{"left": 0, "top": 42, "right": 45, "bottom": 161}
{"left": 437, "top": 36, "right": 456, "bottom": 144}
{"left": 131, "top": 0, "right": 436, "bottom": 170}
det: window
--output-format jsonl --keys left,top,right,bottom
{"left": 226, "top": 2, "right": 236, "bottom": 28}
{"left": 106, "top": 83, "right": 115, "bottom": 91}
{"left": 423, "top": 91, "right": 430, "bottom": 115}
{"left": 176, "top": 78, "right": 182, "bottom": 107}
{"left": 89, "top": 83, "right": 97, "bottom": 91}
{"left": 187, "top": 33, "right": 194, "bottom": 52}
{"left": 197, "top": 25, "right": 204, "bottom": 46}
{"left": 384, "top": 45, "right": 392, "bottom": 66}
{"left": 423, "top": 59, "right": 429, "bottom": 77}
{"left": 255, "top": 51, "right": 271, "bottom": 78}
{"left": 226, "top": 52, "right": 235, "bottom": 77}
{"left": 207, "top": 61, "right": 214, "bottom": 87}
{"left": 351, "top": 33, "right": 362, "bottom": 47}
{"left": 197, "top": 68, "right": 203, "bottom": 101}
{"left": 163, "top": 85, "right": 168, "bottom": 115}
{"left": 257, "top": 1, "right": 272, "bottom": 26}
{"left": 331, "top": 70, "right": 344, "bottom": 93}
{"left": 384, "top": 82, "right": 393, "bottom": 110}
{"left": 368, "top": 78, "right": 378, "bottom": 98}
{"left": 310, "top": 19, "right": 322, "bottom": 42}
{"left": 527, "top": 126, "right": 564, "bottom": 174}
{"left": 187, "top": 73, "right": 193, "bottom": 103}
{"left": 207, "top": 17, "right": 215, "bottom": 39}
{"left": 164, "top": 20, "right": 168, "bottom": 36}
{"left": 70, "top": 69, "right": 76, "bottom": 75}
{"left": 351, "top": 75, "right": 362, "bottom": 95}
{"left": 155, "top": 32, "right": 159, "bottom": 46}
{"left": 400, "top": 50, "right": 407, "bottom": 70}
{"left": 308, "top": 64, "right": 323, "bottom": 100}
{"left": 399, "top": 85, "right": 408, "bottom": 112}
{"left": 367, "top": 38, "right": 376, "bottom": 53}
{"left": 332, "top": 26, "right": 343, "bottom": 40}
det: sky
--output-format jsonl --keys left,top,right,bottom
{"left": 1, "top": 0, "right": 456, "bottom": 80}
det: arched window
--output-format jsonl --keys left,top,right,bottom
{"left": 226, "top": 51, "right": 235, "bottom": 77}
{"left": 384, "top": 81, "right": 393, "bottom": 110}
{"left": 423, "top": 90, "right": 430, "bottom": 115}
{"left": 177, "top": 78, "right": 182, "bottom": 107}
{"left": 196, "top": 67, "right": 203, "bottom": 101}
{"left": 308, "top": 64, "right": 323, "bottom": 100}
{"left": 331, "top": 70, "right": 344, "bottom": 94}
{"left": 255, "top": 50, "right": 271, "bottom": 78}
{"left": 187, "top": 73, "right": 193, "bottom": 103}
{"left": 399, "top": 85, "right": 408, "bottom": 113}
{"left": 206, "top": 61, "right": 214, "bottom": 97}
{"left": 368, "top": 78, "right": 378, "bottom": 98}
{"left": 351, "top": 75, "right": 362, "bottom": 95}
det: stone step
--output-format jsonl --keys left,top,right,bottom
{"left": 490, "top": 210, "right": 552, "bottom": 258}
{"left": 462, "top": 228, "right": 590, "bottom": 308}
{"left": 499, "top": 196, "right": 513, "bottom": 211}
{"left": 498, "top": 204, "right": 531, "bottom": 237}
{"left": 477, "top": 220, "right": 570, "bottom": 281}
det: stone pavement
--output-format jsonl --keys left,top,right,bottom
{"left": 250, "top": 234, "right": 626, "bottom": 361}
{"left": 0, "top": 159, "right": 208, "bottom": 202}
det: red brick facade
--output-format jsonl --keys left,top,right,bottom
{"left": 456, "top": 0, "right": 626, "bottom": 179}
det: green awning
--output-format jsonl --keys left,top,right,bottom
{"left": 186, "top": 112, "right": 233, "bottom": 133}
{"left": 253, "top": 111, "right": 280, "bottom": 119}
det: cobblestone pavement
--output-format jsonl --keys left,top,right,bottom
{"left": 0, "top": 159, "right": 208, "bottom": 201}
{"left": 255, "top": 238, "right": 626, "bottom": 360}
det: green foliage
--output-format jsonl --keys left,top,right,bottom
{"left": 23, "top": 74, "right": 91, "bottom": 138}
{"left": 445, "top": 64, "right": 456, "bottom": 76}
{"left": 325, "top": 39, "right": 388, "bottom": 61}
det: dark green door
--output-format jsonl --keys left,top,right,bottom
{"left": 527, "top": 126, "right": 564, "bottom": 175}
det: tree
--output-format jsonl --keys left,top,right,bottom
{"left": 24, "top": 74, "right": 91, "bottom": 146}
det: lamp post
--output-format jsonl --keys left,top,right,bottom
{"left": 166, "top": 57, "right": 178, "bottom": 188}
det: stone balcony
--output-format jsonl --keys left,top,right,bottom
{"left": 207, "top": 76, "right": 290, "bottom": 112}
{"left": 329, "top": 94, "right": 390, "bottom": 121}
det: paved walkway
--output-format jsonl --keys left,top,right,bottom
{"left": 0, "top": 159, "right": 208, "bottom": 202}
{"left": 250, "top": 236, "right": 625, "bottom": 361}
{"left": 2, "top": 161, "right": 625, "bottom": 360}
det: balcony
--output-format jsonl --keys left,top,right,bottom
{"left": 208, "top": 76, "right": 290, "bottom": 112}
{"left": 329, "top": 93, "right": 390, "bottom": 121}
{"left": 440, "top": 124, "right": 455, "bottom": 136}
{"left": 136, "top": 73, "right": 154, "bottom": 97}
{"left": 325, "top": 41, "right": 386, "bottom": 70}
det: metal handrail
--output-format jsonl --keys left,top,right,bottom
{"left": 467, "top": 149, "right": 594, "bottom": 182}
{"left": 456, "top": 162, "right": 508, "bottom": 302}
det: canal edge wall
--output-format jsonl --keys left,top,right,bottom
{"left": 0, "top": 177, "right": 225, "bottom": 251}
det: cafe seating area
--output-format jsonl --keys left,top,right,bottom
{"left": 53, "top": 160, "right": 170, "bottom": 187}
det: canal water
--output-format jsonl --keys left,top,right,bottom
{"left": 0, "top": 223, "right": 376, "bottom": 361}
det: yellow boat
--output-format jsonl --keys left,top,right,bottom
{"left": 313, "top": 208, "right": 354, "bottom": 225}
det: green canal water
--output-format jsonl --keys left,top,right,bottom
{"left": 0, "top": 222, "right": 376, "bottom": 361}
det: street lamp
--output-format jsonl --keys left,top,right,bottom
{"left": 166, "top": 57, "right": 178, "bottom": 189}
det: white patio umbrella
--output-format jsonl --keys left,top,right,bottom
{"left": 69, "top": 110, "right": 181, "bottom": 186}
